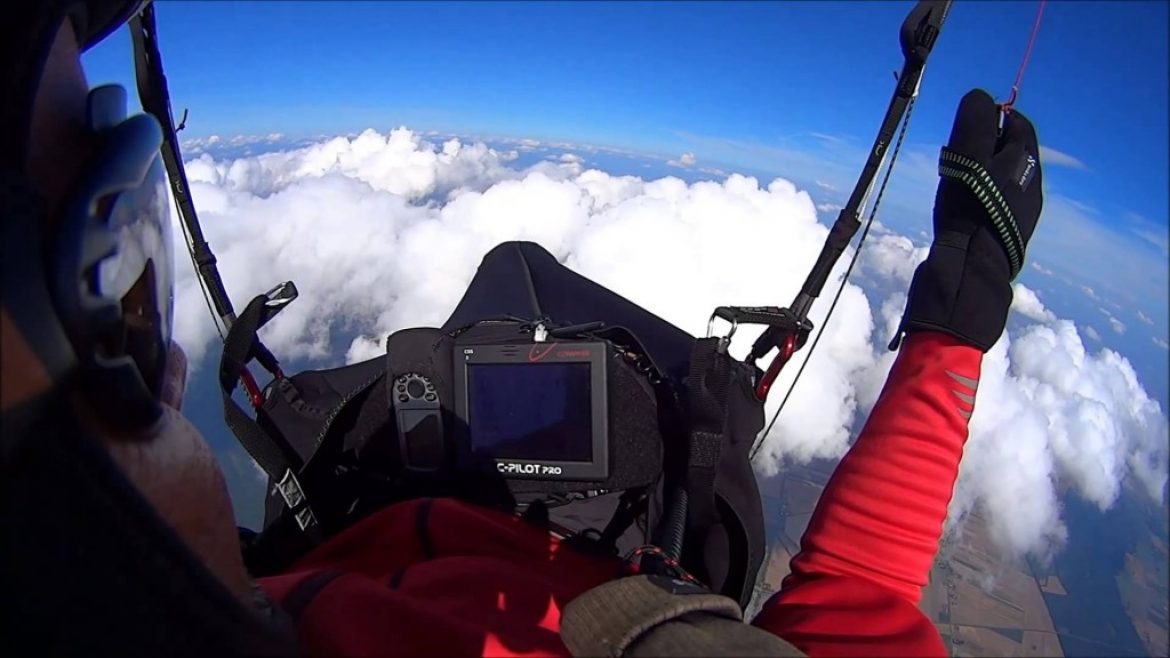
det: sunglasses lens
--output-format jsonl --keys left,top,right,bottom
{"left": 96, "top": 152, "right": 174, "bottom": 371}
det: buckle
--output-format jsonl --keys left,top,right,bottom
{"left": 264, "top": 280, "right": 298, "bottom": 306}
{"left": 276, "top": 468, "right": 306, "bottom": 508}
{"left": 276, "top": 468, "right": 318, "bottom": 531}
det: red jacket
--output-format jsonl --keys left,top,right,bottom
{"left": 259, "top": 332, "right": 981, "bottom": 657}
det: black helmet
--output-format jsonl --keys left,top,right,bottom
{"left": 2, "top": 0, "right": 149, "bottom": 167}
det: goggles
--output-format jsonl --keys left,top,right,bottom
{"left": 50, "top": 83, "right": 174, "bottom": 421}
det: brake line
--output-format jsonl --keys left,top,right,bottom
{"left": 1000, "top": 0, "right": 1047, "bottom": 113}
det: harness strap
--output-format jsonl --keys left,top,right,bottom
{"left": 218, "top": 294, "right": 321, "bottom": 536}
{"left": 682, "top": 337, "right": 732, "bottom": 533}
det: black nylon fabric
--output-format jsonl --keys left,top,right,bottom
{"left": 443, "top": 242, "right": 766, "bottom": 607}
{"left": 682, "top": 348, "right": 766, "bottom": 609}
{"left": 707, "top": 361, "right": 768, "bottom": 608}
{"left": 258, "top": 370, "right": 387, "bottom": 532}
{"left": 260, "top": 355, "right": 387, "bottom": 466}
{"left": 1, "top": 402, "right": 298, "bottom": 657}
{"left": 237, "top": 241, "right": 766, "bottom": 606}
{"left": 443, "top": 241, "right": 696, "bottom": 384}
{"left": 219, "top": 295, "right": 302, "bottom": 479}
{"left": 683, "top": 337, "right": 732, "bottom": 532}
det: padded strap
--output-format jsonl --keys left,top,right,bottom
{"left": 561, "top": 575, "right": 805, "bottom": 657}
{"left": 682, "top": 337, "right": 732, "bottom": 532}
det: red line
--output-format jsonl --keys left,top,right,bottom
{"left": 1004, "top": 0, "right": 1047, "bottom": 111}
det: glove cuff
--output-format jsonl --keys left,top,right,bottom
{"left": 891, "top": 229, "right": 1013, "bottom": 353}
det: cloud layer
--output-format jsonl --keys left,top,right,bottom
{"left": 1039, "top": 145, "right": 1089, "bottom": 171}
{"left": 171, "top": 128, "right": 1169, "bottom": 562}
{"left": 1011, "top": 283, "right": 1056, "bottom": 323}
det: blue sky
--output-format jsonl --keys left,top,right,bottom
{"left": 82, "top": 1, "right": 1168, "bottom": 394}
{"left": 84, "top": 2, "right": 1168, "bottom": 293}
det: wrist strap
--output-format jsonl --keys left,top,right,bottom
{"left": 938, "top": 146, "right": 1025, "bottom": 279}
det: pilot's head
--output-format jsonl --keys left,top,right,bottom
{"left": 1, "top": 3, "right": 291, "bottom": 654}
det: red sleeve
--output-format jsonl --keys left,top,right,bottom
{"left": 753, "top": 331, "right": 982, "bottom": 657}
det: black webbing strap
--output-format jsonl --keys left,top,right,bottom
{"left": 219, "top": 295, "right": 319, "bottom": 536}
{"left": 682, "top": 337, "right": 733, "bottom": 532}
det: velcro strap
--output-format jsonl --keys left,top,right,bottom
{"left": 939, "top": 146, "right": 1025, "bottom": 278}
{"left": 561, "top": 575, "right": 805, "bottom": 657}
{"left": 683, "top": 338, "right": 733, "bottom": 530}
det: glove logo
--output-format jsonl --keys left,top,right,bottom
{"left": 1015, "top": 152, "right": 1038, "bottom": 191}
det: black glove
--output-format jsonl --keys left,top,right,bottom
{"left": 893, "top": 88, "right": 1044, "bottom": 352}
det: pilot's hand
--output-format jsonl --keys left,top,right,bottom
{"left": 894, "top": 89, "right": 1045, "bottom": 352}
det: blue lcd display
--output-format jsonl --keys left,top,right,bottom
{"left": 467, "top": 363, "right": 593, "bottom": 462}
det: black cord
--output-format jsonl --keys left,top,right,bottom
{"left": 751, "top": 95, "right": 919, "bottom": 463}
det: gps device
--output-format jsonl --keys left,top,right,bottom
{"left": 454, "top": 341, "right": 609, "bottom": 481}
{"left": 393, "top": 373, "right": 444, "bottom": 473}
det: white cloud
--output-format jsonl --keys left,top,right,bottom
{"left": 1084, "top": 325, "right": 1102, "bottom": 342}
{"left": 946, "top": 322, "right": 1169, "bottom": 557}
{"left": 1081, "top": 285, "right": 1099, "bottom": 301}
{"left": 1132, "top": 226, "right": 1169, "bottom": 255}
{"left": 698, "top": 166, "right": 726, "bottom": 177}
{"left": 667, "top": 152, "right": 697, "bottom": 168}
{"left": 1137, "top": 310, "right": 1154, "bottom": 326}
{"left": 1031, "top": 261, "right": 1054, "bottom": 276}
{"left": 174, "top": 127, "right": 1169, "bottom": 565}
{"left": 1124, "top": 212, "right": 1170, "bottom": 256}
{"left": 559, "top": 152, "right": 584, "bottom": 164}
{"left": 1154, "top": 336, "right": 1169, "bottom": 350}
{"left": 1109, "top": 316, "right": 1127, "bottom": 335}
{"left": 816, "top": 202, "right": 843, "bottom": 214}
{"left": 1011, "top": 283, "right": 1056, "bottom": 323}
{"left": 808, "top": 131, "right": 851, "bottom": 146}
{"left": 858, "top": 232, "right": 928, "bottom": 286}
{"left": 815, "top": 179, "right": 837, "bottom": 191}
{"left": 1039, "top": 145, "right": 1089, "bottom": 170}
